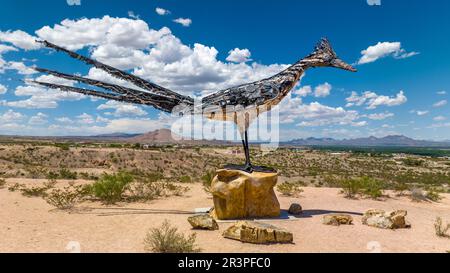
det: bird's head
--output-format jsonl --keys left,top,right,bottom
{"left": 304, "top": 38, "right": 356, "bottom": 72}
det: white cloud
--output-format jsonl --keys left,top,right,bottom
{"left": 433, "top": 99, "right": 447, "bottom": 108}
{"left": 67, "top": 0, "right": 81, "bottom": 6}
{"left": 127, "top": 11, "right": 140, "bottom": 20}
{"left": 0, "top": 83, "right": 7, "bottom": 94}
{"left": 0, "top": 44, "right": 18, "bottom": 54}
{"left": 77, "top": 113, "right": 95, "bottom": 124}
{"left": 36, "top": 16, "right": 171, "bottom": 51}
{"left": 416, "top": 110, "right": 429, "bottom": 116}
{"left": 5, "top": 61, "right": 36, "bottom": 75}
{"left": 0, "top": 30, "right": 40, "bottom": 50}
{"left": 437, "top": 91, "right": 446, "bottom": 95}
{"left": 346, "top": 90, "right": 407, "bottom": 109}
{"left": 226, "top": 48, "right": 252, "bottom": 63}
{"left": 0, "top": 109, "right": 25, "bottom": 123}
{"left": 367, "top": 112, "right": 394, "bottom": 120}
{"left": 97, "top": 101, "right": 147, "bottom": 117}
{"left": 2, "top": 78, "right": 84, "bottom": 109}
{"left": 433, "top": 116, "right": 446, "bottom": 121}
{"left": 357, "top": 42, "right": 419, "bottom": 65}
{"left": 156, "top": 7, "right": 171, "bottom": 16}
{"left": 314, "top": 82, "right": 331, "bottom": 98}
{"left": 29, "top": 112, "right": 48, "bottom": 125}
{"left": 56, "top": 117, "right": 74, "bottom": 124}
{"left": 293, "top": 85, "right": 312, "bottom": 97}
{"left": 173, "top": 18, "right": 192, "bottom": 27}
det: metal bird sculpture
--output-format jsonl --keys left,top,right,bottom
{"left": 33, "top": 38, "right": 356, "bottom": 173}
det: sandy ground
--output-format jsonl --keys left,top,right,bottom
{"left": 1, "top": 178, "right": 449, "bottom": 253}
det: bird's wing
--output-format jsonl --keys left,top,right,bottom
{"left": 201, "top": 81, "right": 281, "bottom": 114}
{"left": 33, "top": 68, "right": 190, "bottom": 113}
{"left": 36, "top": 40, "right": 194, "bottom": 105}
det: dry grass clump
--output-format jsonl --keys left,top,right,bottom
{"left": 45, "top": 185, "right": 87, "bottom": 210}
{"left": 434, "top": 217, "right": 450, "bottom": 238}
{"left": 144, "top": 220, "right": 200, "bottom": 253}
{"left": 277, "top": 182, "right": 304, "bottom": 197}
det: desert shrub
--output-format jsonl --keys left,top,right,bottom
{"left": 360, "top": 177, "right": 385, "bottom": 199}
{"left": 128, "top": 181, "right": 188, "bottom": 202}
{"left": 339, "top": 178, "right": 362, "bottom": 198}
{"left": 144, "top": 220, "right": 200, "bottom": 253}
{"left": 434, "top": 217, "right": 450, "bottom": 238}
{"left": 45, "top": 185, "right": 85, "bottom": 210}
{"left": 402, "top": 158, "right": 424, "bottom": 167}
{"left": 90, "top": 172, "right": 134, "bottom": 204}
{"left": 59, "top": 168, "right": 77, "bottom": 180}
{"left": 425, "top": 187, "right": 443, "bottom": 202}
{"left": 393, "top": 181, "right": 409, "bottom": 196}
{"left": 20, "top": 185, "right": 49, "bottom": 197}
{"left": 8, "top": 183, "right": 24, "bottom": 192}
{"left": 201, "top": 171, "right": 215, "bottom": 194}
{"left": 277, "top": 182, "right": 303, "bottom": 197}
{"left": 0, "top": 178, "right": 6, "bottom": 189}
{"left": 146, "top": 172, "right": 164, "bottom": 183}
{"left": 179, "top": 175, "right": 192, "bottom": 183}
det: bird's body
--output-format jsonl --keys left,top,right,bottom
{"left": 33, "top": 38, "right": 356, "bottom": 172}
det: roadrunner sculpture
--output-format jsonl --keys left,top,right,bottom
{"left": 33, "top": 38, "right": 356, "bottom": 173}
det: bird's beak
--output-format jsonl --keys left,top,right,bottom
{"left": 331, "top": 58, "right": 357, "bottom": 72}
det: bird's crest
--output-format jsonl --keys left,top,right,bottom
{"left": 313, "top": 37, "right": 337, "bottom": 58}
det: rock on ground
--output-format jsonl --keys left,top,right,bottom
{"left": 322, "top": 214, "right": 353, "bottom": 226}
{"left": 362, "top": 209, "right": 410, "bottom": 229}
{"left": 211, "top": 169, "right": 280, "bottom": 220}
{"left": 223, "top": 221, "right": 293, "bottom": 244}
{"left": 188, "top": 214, "right": 219, "bottom": 230}
{"left": 288, "top": 203, "right": 303, "bottom": 215}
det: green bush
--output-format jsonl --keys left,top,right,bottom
{"left": 45, "top": 185, "right": 85, "bottom": 210}
{"left": 402, "top": 158, "right": 424, "bottom": 167}
{"left": 360, "top": 177, "right": 385, "bottom": 199}
{"left": 425, "top": 187, "right": 443, "bottom": 202}
{"left": 179, "top": 175, "right": 192, "bottom": 183}
{"left": 339, "top": 178, "right": 362, "bottom": 198}
{"left": 90, "top": 172, "right": 134, "bottom": 204}
{"left": 393, "top": 181, "right": 409, "bottom": 196}
{"left": 201, "top": 171, "right": 215, "bottom": 194}
{"left": 144, "top": 220, "right": 200, "bottom": 253}
{"left": 128, "top": 181, "right": 188, "bottom": 202}
{"left": 59, "top": 168, "right": 77, "bottom": 180}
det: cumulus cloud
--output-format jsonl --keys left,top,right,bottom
{"left": 293, "top": 85, "right": 312, "bottom": 97}
{"left": 433, "top": 99, "right": 447, "bottom": 108}
{"left": 313, "top": 82, "right": 332, "bottom": 98}
{"left": 156, "top": 7, "right": 171, "bottom": 16}
{"left": 0, "top": 109, "right": 25, "bottom": 123}
{"left": 226, "top": 48, "right": 252, "bottom": 63}
{"left": 127, "top": 11, "right": 140, "bottom": 20}
{"left": 173, "top": 18, "right": 192, "bottom": 27}
{"left": 437, "top": 91, "right": 447, "bottom": 95}
{"left": 0, "top": 44, "right": 18, "bottom": 54}
{"left": 29, "top": 112, "right": 48, "bottom": 125}
{"left": 0, "top": 83, "right": 7, "bottom": 94}
{"left": 97, "top": 101, "right": 147, "bottom": 117}
{"left": 415, "top": 110, "right": 429, "bottom": 116}
{"left": 345, "top": 90, "right": 407, "bottom": 109}
{"left": 0, "top": 30, "right": 41, "bottom": 50}
{"left": 357, "top": 41, "right": 419, "bottom": 65}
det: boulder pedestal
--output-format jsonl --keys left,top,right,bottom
{"left": 210, "top": 169, "right": 280, "bottom": 220}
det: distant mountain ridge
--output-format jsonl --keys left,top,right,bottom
{"left": 283, "top": 135, "right": 450, "bottom": 147}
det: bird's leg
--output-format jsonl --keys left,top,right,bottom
{"left": 242, "top": 130, "right": 253, "bottom": 173}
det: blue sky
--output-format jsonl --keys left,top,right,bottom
{"left": 0, "top": 0, "right": 449, "bottom": 141}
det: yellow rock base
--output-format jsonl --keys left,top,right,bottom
{"left": 210, "top": 169, "right": 280, "bottom": 220}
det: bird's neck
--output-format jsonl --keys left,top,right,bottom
{"left": 275, "top": 60, "right": 312, "bottom": 98}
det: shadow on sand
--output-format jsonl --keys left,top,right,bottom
{"left": 69, "top": 207, "right": 194, "bottom": 217}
